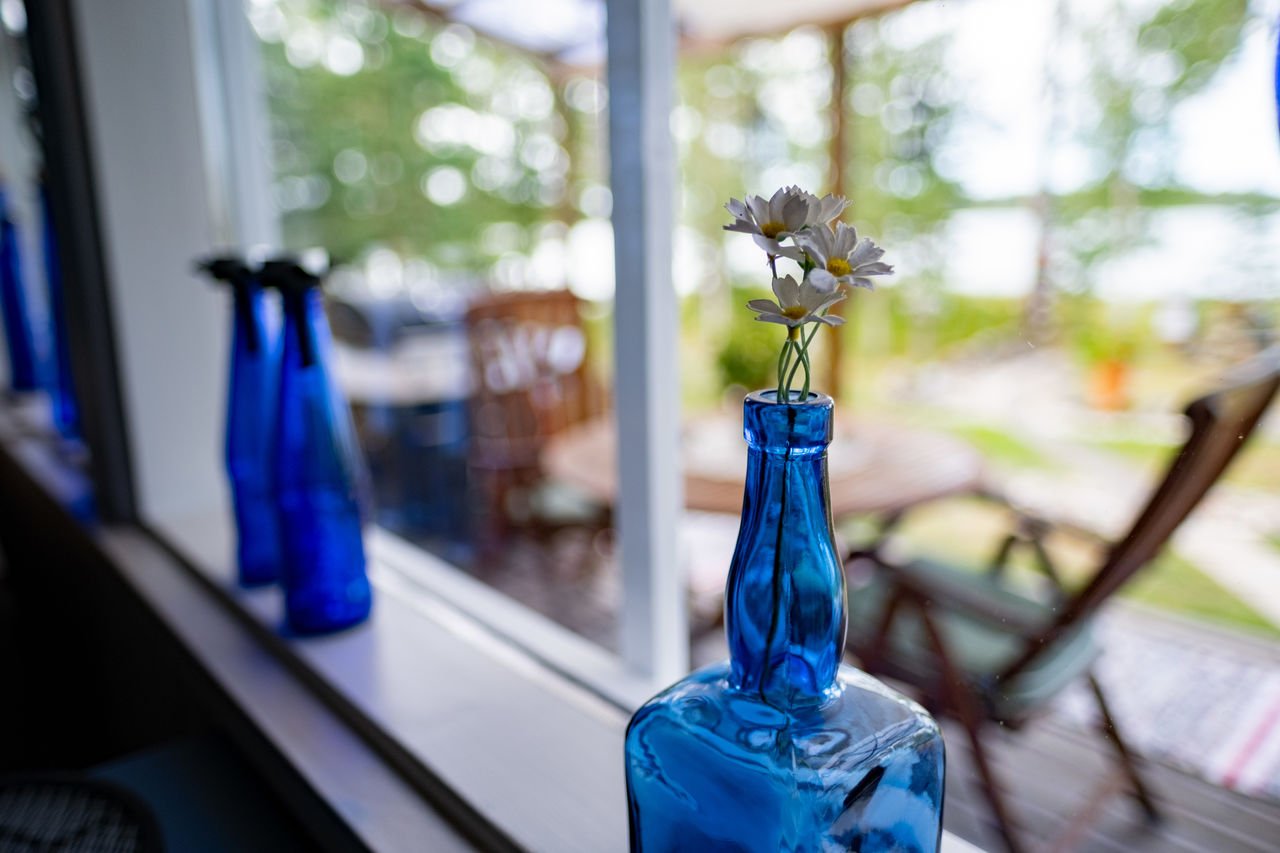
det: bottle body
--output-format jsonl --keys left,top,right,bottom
{"left": 274, "top": 288, "right": 371, "bottom": 634}
{"left": 225, "top": 283, "right": 283, "bottom": 586}
{"left": 40, "top": 186, "right": 79, "bottom": 439}
{"left": 626, "top": 662, "right": 944, "bottom": 852}
{"left": 625, "top": 391, "right": 944, "bottom": 852}
{"left": 0, "top": 191, "right": 38, "bottom": 392}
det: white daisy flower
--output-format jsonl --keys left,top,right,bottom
{"left": 724, "top": 187, "right": 810, "bottom": 258}
{"left": 746, "top": 275, "right": 848, "bottom": 329}
{"left": 795, "top": 222, "right": 894, "bottom": 291}
{"left": 797, "top": 190, "right": 850, "bottom": 228}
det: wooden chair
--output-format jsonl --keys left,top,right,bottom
{"left": 464, "top": 289, "right": 609, "bottom": 542}
{"left": 843, "top": 350, "right": 1280, "bottom": 853}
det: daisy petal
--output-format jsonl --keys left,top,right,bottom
{"left": 855, "top": 261, "right": 893, "bottom": 277}
{"left": 772, "top": 275, "right": 800, "bottom": 307}
{"left": 746, "top": 298, "right": 782, "bottom": 313}
{"left": 755, "top": 314, "right": 798, "bottom": 326}
{"left": 801, "top": 282, "right": 847, "bottom": 313}
{"left": 781, "top": 194, "right": 809, "bottom": 229}
{"left": 847, "top": 239, "right": 883, "bottom": 266}
{"left": 808, "top": 269, "right": 838, "bottom": 293}
{"left": 752, "top": 234, "right": 786, "bottom": 255}
{"left": 816, "top": 314, "right": 847, "bottom": 326}
{"left": 814, "top": 289, "right": 848, "bottom": 313}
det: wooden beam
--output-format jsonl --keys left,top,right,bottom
{"left": 826, "top": 23, "right": 851, "bottom": 399}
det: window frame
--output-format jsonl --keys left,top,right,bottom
{"left": 65, "top": 0, "right": 692, "bottom": 698}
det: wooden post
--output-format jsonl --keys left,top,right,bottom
{"left": 825, "top": 22, "right": 851, "bottom": 399}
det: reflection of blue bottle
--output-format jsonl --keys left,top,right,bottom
{"left": 40, "top": 185, "right": 79, "bottom": 439}
{"left": 199, "top": 257, "right": 283, "bottom": 587}
{"left": 0, "top": 189, "right": 38, "bottom": 392}
{"left": 261, "top": 260, "right": 371, "bottom": 635}
{"left": 626, "top": 392, "right": 944, "bottom": 853}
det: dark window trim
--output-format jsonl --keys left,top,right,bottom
{"left": 25, "top": 0, "right": 137, "bottom": 521}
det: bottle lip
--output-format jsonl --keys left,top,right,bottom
{"left": 745, "top": 389, "right": 834, "bottom": 409}
{"left": 743, "top": 388, "right": 834, "bottom": 451}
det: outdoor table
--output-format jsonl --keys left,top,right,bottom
{"left": 542, "top": 410, "right": 986, "bottom": 520}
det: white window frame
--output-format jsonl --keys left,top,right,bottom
{"left": 78, "top": 0, "right": 689, "bottom": 700}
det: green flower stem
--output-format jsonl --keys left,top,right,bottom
{"left": 776, "top": 340, "right": 792, "bottom": 398}
{"left": 776, "top": 319, "right": 826, "bottom": 403}
{"left": 799, "top": 342, "right": 812, "bottom": 399}
{"left": 783, "top": 338, "right": 806, "bottom": 400}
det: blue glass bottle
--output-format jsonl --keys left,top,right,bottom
{"left": 40, "top": 185, "right": 79, "bottom": 439}
{"left": 262, "top": 260, "right": 371, "bottom": 635}
{"left": 625, "top": 391, "right": 945, "bottom": 853}
{"left": 0, "top": 188, "right": 38, "bottom": 392}
{"left": 200, "top": 257, "right": 283, "bottom": 587}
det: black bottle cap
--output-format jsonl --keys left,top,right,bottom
{"left": 258, "top": 258, "right": 323, "bottom": 299}
{"left": 196, "top": 255, "right": 260, "bottom": 353}
{"left": 258, "top": 257, "right": 323, "bottom": 367}
{"left": 196, "top": 255, "right": 254, "bottom": 286}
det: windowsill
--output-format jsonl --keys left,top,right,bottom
{"left": 147, "top": 508, "right": 632, "bottom": 852}
{"left": 0, "top": 401, "right": 983, "bottom": 853}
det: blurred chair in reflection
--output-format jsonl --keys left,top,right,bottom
{"left": 465, "top": 289, "right": 610, "bottom": 550}
{"left": 844, "top": 350, "right": 1280, "bottom": 853}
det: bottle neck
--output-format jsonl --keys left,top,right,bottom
{"left": 282, "top": 288, "right": 320, "bottom": 368}
{"left": 724, "top": 391, "right": 845, "bottom": 705}
{"left": 231, "top": 281, "right": 263, "bottom": 354}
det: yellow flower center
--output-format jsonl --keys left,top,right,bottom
{"left": 760, "top": 221, "right": 787, "bottom": 239}
{"left": 781, "top": 306, "right": 807, "bottom": 320}
{"left": 826, "top": 258, "right": 852, "bottom": 277}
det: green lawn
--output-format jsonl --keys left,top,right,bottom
{"left": 1084, "top": 436, "right": 1280, "bottom": 490}
{"left": 940, "top": 424, "right": 1057, "bottom": 471}
{"left": 1124, "top": 551, "right": 1280, "bottom": 638}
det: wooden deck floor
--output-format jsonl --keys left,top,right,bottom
{"left": 941, "top": 714, "right": 1280, "bottom": 853}
{"left": 432, "top": 530, "right": 1280, "bottom": 852}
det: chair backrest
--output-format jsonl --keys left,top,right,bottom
{"left": 465, "top": 289, "right": 606, "bottom": 466}
{"left": 1003, "top": 349, "right": 1280, "bottom": 682}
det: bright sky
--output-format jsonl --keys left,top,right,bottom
{"left": 904, "top": 0, "right": 1280, "bottom": 301}
{"left": 916, "top": 0, "right": 1280, "bottom": 199}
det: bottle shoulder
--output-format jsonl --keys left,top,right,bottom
{"left": 628, "top": 660, "right": 940, "bottom": 751}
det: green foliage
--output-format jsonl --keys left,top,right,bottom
{"left": 716, "top": 288, "right": 783, "bottom": 390}
{"left": 1139, "top": 0, "right": 1250, "bottom": 96}
{"left": 842, "top": 20, "right": 965, "bottom": 232}
{"left": 878, "top": 289, "right": 1025, "bottom": 357}
{"left": 259, "top": 1, "right": 567, "bottom": 267}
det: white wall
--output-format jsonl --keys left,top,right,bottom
{"left": 70, "top": 0, "right": 228, "bottom": 523}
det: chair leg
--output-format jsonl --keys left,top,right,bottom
{"left": 912, "top": 598, "right": 1025, "bottom": 853}
{"left": 1088, "top": 673, "right": 1161, "bottom": 823}
{"left": 958, "top": 705, "right": 1025, "bottom": 853}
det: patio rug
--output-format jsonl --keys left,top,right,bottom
{"left": 1052, "top": 605, "right": 1280, "bottom": 801}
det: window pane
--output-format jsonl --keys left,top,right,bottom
{"left": 250, "top": 0, "right": 628, "bottom": 652}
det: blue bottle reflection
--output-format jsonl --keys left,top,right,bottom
{"left": 0, "top": 188, "right": 38, "bottom": 392}
{"left": 261, "top": 259, "right": 371, "bottom": 635}
{"left": 625, "top": 391, "right": 944, "bottom": 853}
{"left": 40, "top": 185, "right": 79, "bottom": 439}
{"left": 199, "top": 257, "right": 283, "bottom": 587}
